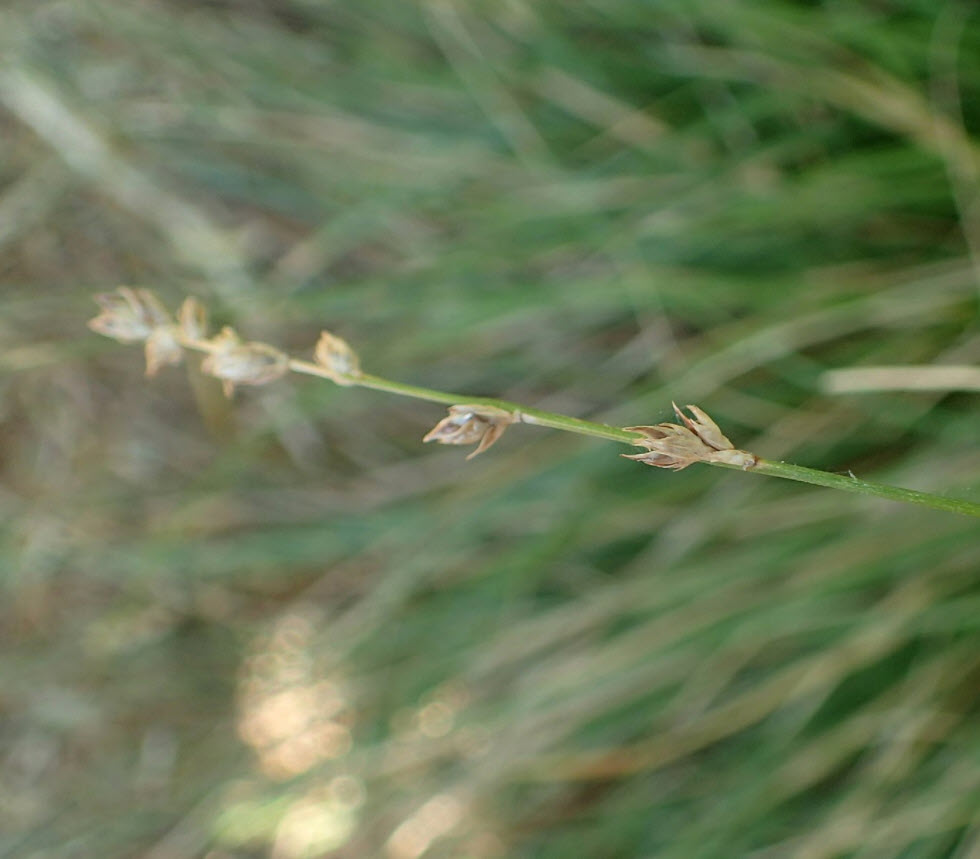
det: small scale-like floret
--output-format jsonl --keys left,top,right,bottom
{"left": 313, "top": 331, "right": 361, "bottom": 385}
{"left": 423, "top": 404, "right": 517, "bottom": 459}
{"left": 87, "top": 287, "right": 170, "bottom": 343}
{"left": 200, "top": 327, "right": 289, "bottom": 397}
{"left": 623, "top": 403, "right": 757, "bottom": 471}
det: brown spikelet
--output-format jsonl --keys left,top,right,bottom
{"left": 87, "top": 287, "right": 170, "bottom": 343}
{"left": 623, "top": 403, "right": 757, "bottom": 471}
{"left": 200, "top": 327, "right": 289, "bottom": 397}
{"left": 313, "top": 331, "right": 361, "bottom": 385}
{"left": 89, "top": 287, "right": 186, "bottom": 376}
{"left": 143, "top": 326, "right": 183, "bottom": 377}
{"left": 423, "top": 404, "right": 517, "bottom": 459}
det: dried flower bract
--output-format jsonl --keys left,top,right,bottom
{"left": 423, "top": 404, "right": 517, "bottom": 460}
{"left": 88, "top": 287, "right": 171, "bottom": 343}
{"left": 143, "top": 325, "right": 183, "bottom": 377}
{"left": 89, "top": 287, "right": 186, "bottom": 376}
{"left": 623, "top": 403, "right": 757, "bottom": 471}
{"left": 200, "top": 327, "right": 289, "bottom": 397}
{"left": 314, "top": 331, "right": 361, "bottom": 385}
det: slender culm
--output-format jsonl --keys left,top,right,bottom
{"left": 89, "top": 288, "right": 980, "bottom": 519}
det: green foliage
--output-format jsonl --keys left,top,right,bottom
{"left": 1, "top": 1, "right": 978, "bottom": 857}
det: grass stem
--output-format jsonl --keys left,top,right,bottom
{"left": 183, "top": 337, "right": 980, "bottom": 518}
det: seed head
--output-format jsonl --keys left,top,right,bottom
{"left": 423, "top": 404, "right": 517, "bottom": 460}
{"left": 313, "top": 330, "right": 361, "bottom": 385}
{"left": 623, "top": 403, "right": 757, "bottom": 471}
{"left": 200, "top": 327, "right": 289, "bottom": 398}
{"left": 143, "top": 325, "right": 183, "bottom": 377}
{"left": 87, "top": 287, "right": 171, "bottom": 343}
{"left": 89, "top": 287, "right": 187, "bottom": 376}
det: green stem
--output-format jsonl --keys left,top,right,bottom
{"left": 226, "top": 346, "right": 980, "bottom": 518}
{"left": 352, "top": 373, "right": 639, "bottom": 443}
{"left": 336, "top": 371, "right": 980, "bottom": 518}
{"left": 718, "top": 458, "right": 980, "bottom": 518}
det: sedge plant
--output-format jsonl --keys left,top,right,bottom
{"left": 89, "top": 287, "right": 980, "bottom": 519}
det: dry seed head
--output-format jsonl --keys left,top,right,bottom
{"left": 87, "top": 287, "right": 171, "bottom": 343}
{"left": 200, "top": 327, "right": 289, "bottom": 398}
{"left": 89, "top": 287, "right": 186, "bottom": 376}
{"left": 143, "top": 325, "right": 183, "bottom": 377}
{"left": 423, "top": 404, "right": 517, "bottom": 460}
{"left": 623, "top": 403, "right": 757, "bottom": 471}
{"left": 313, "top": 331, "right": 361, "bottom": 385}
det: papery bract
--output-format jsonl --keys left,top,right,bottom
{"left": 623, "top": 404, "right": 756, "bottom": 471}
{"left": 313, "top": 331, "right": 361, "bottom": 385}
{"left": 423, "top": 404, "right": 517, "bottom": 459}
{"left": 88, "top": 287, "right": 170, "bottom": 343}
{"left": 201, "top": 327, "right": 289, "bottom": 397}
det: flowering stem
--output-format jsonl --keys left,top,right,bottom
{"left": 287, "top": 362, "right": 640, "bottom": 443}
{"left": 160, "top": 333, "right": 980, "bottom": 518}
{"left": 280, "top": 357, "right": 980, "bottom": 518}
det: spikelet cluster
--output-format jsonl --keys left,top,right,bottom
{"left": 88, "top": 288, "right": 187, "bottom": 377}
{"left": 422, "top": 405, "right": 518, "bottom": 459}
{"left": 89, "top": 289, "right": 756, "bottom": 470}
{"left": 88, "top": 287, "right": 361, "bottom": 396}
{"left": 623, "top": 404, "right": 757, "bottom": 470}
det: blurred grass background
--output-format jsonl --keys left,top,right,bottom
{"left": 2, "top": 1, "right": 980, "bottom": 857}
